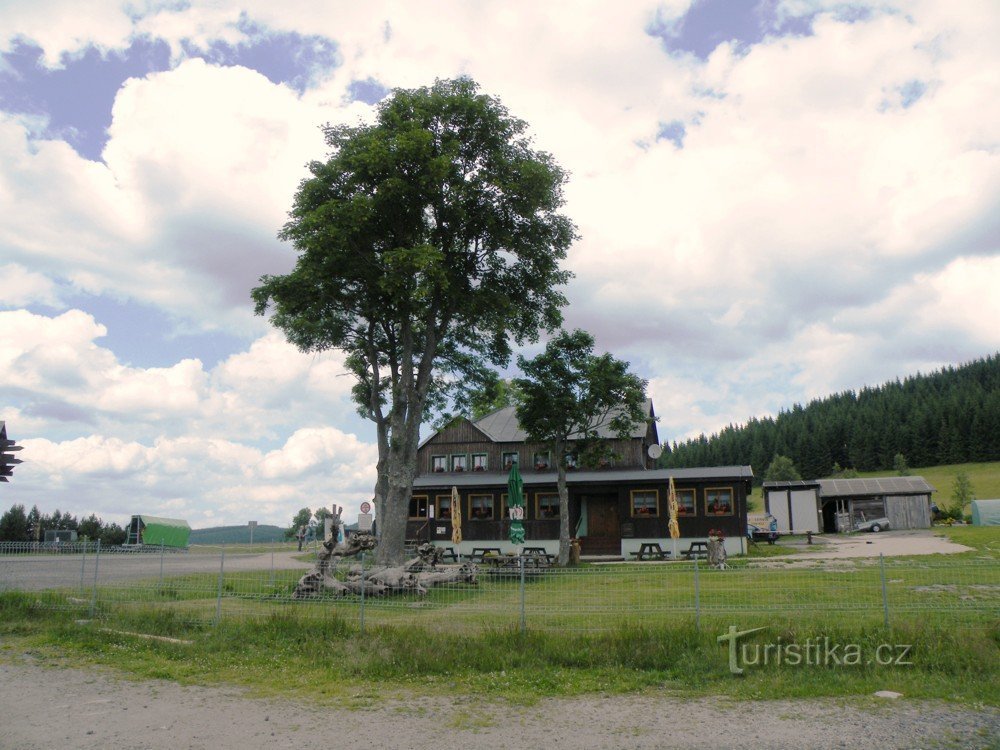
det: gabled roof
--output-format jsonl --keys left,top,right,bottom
{"left": 471, "top": 399, "right": 655, "bottom": 443}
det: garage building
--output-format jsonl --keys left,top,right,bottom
{"left": 763, "top": 476, "right": 935, "bottom": 533}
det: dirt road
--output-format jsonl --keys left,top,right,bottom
{"left": 1, "top": 655, "right": 996, "bottom": 750}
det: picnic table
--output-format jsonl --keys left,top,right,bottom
{"left": 470, "top": 546, "right": 502, "bottom": 563}
{"left": 629, "top": 542, "right": 670, "bottom": 561}
{"left": 684, "top": 541, "right": 709, "bottom": 559}
{"left": 521, "top": 546, "right": 556, "bottom": 563}
{"left": 437, "top": 546, "right": 458, "bottom": 562}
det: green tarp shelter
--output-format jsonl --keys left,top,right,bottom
{"left": 970, "top": 500, "right": 1000, "bottom": 526}
{"left": 128, "top": 515, "right": 191, "bottom": 548}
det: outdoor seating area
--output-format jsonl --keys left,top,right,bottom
{"left": 684, "top": 541, "right": 709, "bottom": 559}
{"left": 629, "top": 542, "right": 671, "bottom": 561}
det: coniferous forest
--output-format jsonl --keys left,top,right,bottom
{"left": 658, "top": 353, "right": 1000, "bottom": 480}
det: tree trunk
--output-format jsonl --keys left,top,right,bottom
{"left": 556, "top": 443, "right": 570, "bottom": 566}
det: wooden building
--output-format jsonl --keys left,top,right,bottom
{"left": 763, "top": 477, "right": 935, "bottom": 533}
{"left": 408, "top": 403, "right": 753, "bottom": 557}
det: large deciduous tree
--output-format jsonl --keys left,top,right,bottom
{"left": 513, "top": 330, "right": 648, "bottom": 566}
{"left": 253, "top": 78, "right": 575, "bottom": 564}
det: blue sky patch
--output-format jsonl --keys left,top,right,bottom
{"left": 899, "top": 80, "right": 927, "bottom": 108}
{"left": 189, "top": 14, "right": 340, "bottom": 93}
{"left": 648, "top": 0, "right": 815, "bottom": 60}
{"left": 657, "top": 120, "right": 687, "bottom": 148}
{"left": 57, "top": 293, "right": 249, "bottom": 369}
{"left": 0, "top": 37, "right": 171, "bottom": 161}
{"left": 348, "top": 77, "right": 390, "bottom": 104}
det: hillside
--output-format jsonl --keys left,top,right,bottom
{"left": 660, "top": 352, "right": 1000, "bottom": 479}
{"left": 188, "top": 524, "right": 287, "bottom": 544}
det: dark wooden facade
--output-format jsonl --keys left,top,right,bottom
{"left": 408, "top": 406, "right": 752, "bottom": 555}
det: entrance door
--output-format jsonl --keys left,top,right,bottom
{"left": 583, "top": 495, "right": 620, "bottom": 555}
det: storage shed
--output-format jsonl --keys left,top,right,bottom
{"left": 126, "top": 515, "right": 191, "bottom": 548}
{"left": 764, "top": 476, "right": 935, "bottom": 533}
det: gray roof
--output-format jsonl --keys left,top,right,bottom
{"left": 413, "top": 465, "right": 753, "bottom": 489}
{"left": 816, "top": 476, "right": 934, "bottom": 497}
{"left": 472, "top": 399, "right": 654, "bottom": 443}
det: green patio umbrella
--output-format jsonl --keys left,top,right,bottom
{"left": 507, "top": 461, "right": 526, "bottom": 545}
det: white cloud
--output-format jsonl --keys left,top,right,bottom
{"left": 0, "top": 1, "right": 998, "bottom": 520}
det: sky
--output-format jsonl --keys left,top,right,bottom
{"left": 1, "top": 0, "right": 998, "bottom": 530}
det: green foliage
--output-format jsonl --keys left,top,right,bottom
{"left": 828, "top": 462, "right": 860, "bottom": 479}
{"left": 763, "top": 454, "right": 801, "bottom": 482}
{"left": 252, "top": 77, "right": 575, "bottom": 562}
{"left": 0, "top": 503, "right": 28, "bottom": 541}
{"left": 950, "top": 471, "right": 975, "bottom": 517}
{"left": 893, "top": 452, "right": 911, "bottom": 475}
{"left": 286, "top": 508, "right": 313, "bottom": 539}
{"left": 660, "top": 352, "right": 1000, "bottom": 479}
{"left": 513, "top": 329, "right": 648, "bottom": 563}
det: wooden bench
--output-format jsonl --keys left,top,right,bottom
{"left": 437, "top": 546, "right": 458, "bottom": 562}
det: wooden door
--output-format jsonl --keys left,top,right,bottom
{"left": 588, "top": 498, "right": 618, "bottom": 537}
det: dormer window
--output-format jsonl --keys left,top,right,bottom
{"left": 502, "top": 451, "right": 519, "bottom": 469}
{"left": 532, "top": 451, "right": 551, "bottom": 470}
{"left": 431, "top": 455, "right": 446, "bottom": 473}
{"left": 451, "top": 454, "right": 467, "bottom": 472}
{"left": 472, "top": 453, "right": 487, "bottom": 472}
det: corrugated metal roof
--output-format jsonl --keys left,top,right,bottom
{"left": 816, "top": 476, "right": 934, "bottom": 497}
{"left": 413, "top": 465, "right": 753, "bottom": 489}
{"left": 762, "top": 480, "right": 821, "bottom": 490}
{"left": 135, "top": 515, "right": 191, "bottom": 529}
{"left": 472, "top": 399, "right": 654, "bottom": 443}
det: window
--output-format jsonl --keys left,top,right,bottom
{"left": 408, "top": 495, "right": 429, "bottom": 519}
{"left": 631, "top": 489, "right": 659, "bottom": 517}
{"left": 564, "top": 452, "right": 578, "bottom": 469}
{"left": 435, "top": 494, "right": 453, "bottom": 520}
{"left": 705, "top": 488, "right": 734, "bottom": 516}
{"left": 431, "top": 455, "right": 446, "bottom": 473}
{"left": 532, "top": 451, "right": 551, "bottom": 470}
{"left": 451, "top": 454, "right": 468, "bottom": 472}
{"left": 472, "top": 453, "right": 488, "bottom": 472}
{"left": 676, "top": 489, "right": 696, "bottom": 515}
{"left": 470, "top": 494, "right": 494, "bottom": 520}
{"left": 502, "top": 451, "right": 519, "bottom": 469}
{"left": 536, "top": 493, "right": 560, "bottom": 518}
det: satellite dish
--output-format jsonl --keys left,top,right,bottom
{"left": 647, "top": 444, "right": 663, "bottom": 459}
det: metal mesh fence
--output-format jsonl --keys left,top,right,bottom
{"left": 2, "top": 543, "right": 997, "bottom": 632}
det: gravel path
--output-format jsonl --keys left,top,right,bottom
{"left": 1, "top": 656, "right": 996, "bottom": 750}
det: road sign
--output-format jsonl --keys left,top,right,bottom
{"left": 357, "top": 512, "right": 373, "bottom": 532}
{"left": 360, "top": 501, "right": 371, "bottom": 514}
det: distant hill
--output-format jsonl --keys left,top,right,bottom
{"left": 660, "top": 352, "right": 1000, "bottom": 479}
{"left": 189, "top": 524, "right": 287, "bottom": 544}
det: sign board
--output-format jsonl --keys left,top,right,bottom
{"left": 248, "top": 521, "right": 257, "bottom": 528}
{"left": 436, "top": 526, "right": 446, "bottom": 534}
{"left": 360, "top": 501, "right": 371, "bottom": 514}
{"left": 509, "top": 506, "right": 525, "bottom": 521}
{"left": 357, "top": 512, "right": 373, "bottom": 532}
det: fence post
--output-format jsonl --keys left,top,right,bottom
{"left": 159, "top": 540, "right": 165, "bottom": 587}
{"left": 270, "top": 550, "right": 275, "bottom": 588}
{"left": 215, "top": 548, "right": 225, "bottom": 626}
{"left": 359, "top": 550, "right": 366, "bottom": 636}
{"left": 519, "top": 554, "right": 526, "bottom": 634}
{"left": 89, "top": 539, "right": 101, "bottom": 619}
{"left": 79, "top": 539, "right": 87, "bottom": 593}
{"left": 693, "top": 557, "right": 701, "bottom": 630}
{"left": 879, "top": 553, "right": 890, "bottom": 629}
